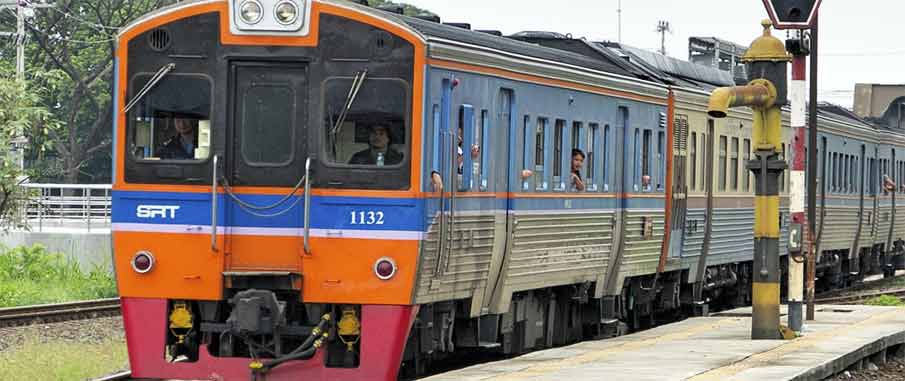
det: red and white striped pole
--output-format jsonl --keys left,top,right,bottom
{"left": 789, "top": 50, "right": 807, "bottom": 332}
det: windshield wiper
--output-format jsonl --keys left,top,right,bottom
{"left": 329, "top": 69, "right": 368, "bottom": 137}
{"left": 123, "top": 63, "right": 176, "bottom": 113}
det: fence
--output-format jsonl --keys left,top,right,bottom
{"left": 21, "top": 183, "right": 112, "bottom": 232}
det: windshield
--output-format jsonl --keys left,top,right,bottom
{"left": 323, "top": 77, "right": 408, "bottom": 167}
{"left": 128, "top": 74, "right": 212, "bottom": 162}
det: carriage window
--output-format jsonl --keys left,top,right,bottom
{"left": 588, "top": 124, "right": 598, "bottom": 190}
{"left": 242, "top": 85, "right": 295, "bottom": 165}
{"left": 536, "top": 118, "right": 548, "bottom": 191}
{"left": 718, "top": 136, "right": 727, "bottom": 191}
{"left": 128, "top": 75, "right": 212, "bottom": 162}
{"left": 480, "top": 110, "right": 490, "bottom": 190}
{"left": 658, "top": 131, "right": 665, "bottom": 191}
{"left": 731, "top": 137, "right": 739, "bottom": 191}
{"left": 690, "top": 132, "right": 697, "bottom": 191}
{"left": 743, "top": 139, "right": 751, "bottom": 192}
{"left": 553, "top": 119, "right": 565, "bottom": 187}
{"left": 642, "top": 130, "right": 651, "bottom": 191}
{"left": 324, "top": 78, "right": 408, "bottom": 167}
{"left": 603, "top": 125, "right": 610, "bottom": 192}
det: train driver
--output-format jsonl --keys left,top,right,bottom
{"left": 157, "top": 117, "right": 198, "bottom": 160}
{"left": 348, "top": 124, "right": 404, "bottom": 166}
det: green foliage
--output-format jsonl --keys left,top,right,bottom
{"left": 366, "top": 0, "right": 436, "bottom": 16}
{"left": 864, "top": 295, "right": 905, "bottom": 307}
{"left": 0, "top": 244, "right": 117, "bottom": 307}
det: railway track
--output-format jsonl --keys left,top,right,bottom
{"left": 814, "top": 287, "right": 905, "bottom": 305}
{"left": 0, "top": 298, "right": 121, "bottom": 328}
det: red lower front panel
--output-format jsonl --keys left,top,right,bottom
{"left": 121, "top": 298, "right": 417, "bottom": 381}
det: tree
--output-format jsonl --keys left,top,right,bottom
{"left": 0, "top": 75, "right": 58, "bottom": 229}
{"left": 14, "top": 0, "right": 177, "bottom": 183}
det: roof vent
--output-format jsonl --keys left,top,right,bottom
{"left": 414, "top": 13, "right": 440, "bottom": 23}
{"left": 147, "top": 28, "right": 172, "bottom": 52}
{"left": 377, "top": 4, "right": 404, "bottom": 14}
{"left": 476, "top": 30, "right": 503, "bottom": 36}
{"left": 508, "top": 31, "right": 571, "bottom": 40}
{"left": 444, "top": 22, "right": 471, "bottom": 30}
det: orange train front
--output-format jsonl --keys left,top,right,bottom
{"left": 113, "top": 1, "right": 426, "bottom": 379}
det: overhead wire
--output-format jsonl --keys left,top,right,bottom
{"left": 25, "top": 18, "right": 115, "bottom": 44}
{"left": 45, "top": 6, "right": 120, "bottom": 31}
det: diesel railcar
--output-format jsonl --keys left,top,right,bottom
{"left": 110, "top": 1, "right": 905, "bottom": 380}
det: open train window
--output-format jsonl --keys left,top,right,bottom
{"left": 323, "top": 77, "right": 409, "bottom": 168}
{"left": 127, "top": 74, "right": 212, "bottom": 162}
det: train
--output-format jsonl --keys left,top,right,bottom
{"left": 110, "top": 1, "right": 905, "bottom": 380}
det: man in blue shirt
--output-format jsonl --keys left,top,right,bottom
{"left": 157, "top": 118, "right": 197, "bottom": 160}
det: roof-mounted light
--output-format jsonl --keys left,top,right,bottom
{"left": 239, "top": 0, "right": 264, "bottom": 24}
{"left": 274, "top": 1, "right": 299, "bottom": 25}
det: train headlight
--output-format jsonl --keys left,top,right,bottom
{"left": 374, "top": 257, "right": 397, "bottom": 280}
{"left": 239, "top": 0, "right": 264, "bottom": 24}
{"left": 132, "top": 251, "right": 155, "bottom": 274}
{"left": 274, "top": 1, "right": 299, "bottom": 25}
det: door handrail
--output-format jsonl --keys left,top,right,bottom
{"left": 304, "top": 157, "right": 312, "bottom": 255}
{"left": 211, "top": 154, "right": 219, "bottom": 252}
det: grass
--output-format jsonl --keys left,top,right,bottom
{"left": 0, "top": 244, "right": 117, "bottom": 307}
{"left": 864, "top": 294, "right": 905, "bottom": 307}
{"left": 0, "top": 336, "right": 128, "bottom": 381}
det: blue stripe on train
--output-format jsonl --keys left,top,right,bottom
{"left": 112, "top": 191, "right": 666, "bottom": 230}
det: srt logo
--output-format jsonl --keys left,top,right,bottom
{"left": 136, "top": 205, "right": 180, "bottom": 219}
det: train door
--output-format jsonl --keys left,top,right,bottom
{"left": 224, "top": 62, "right": 308, "bottom": 271}
{"left": 480, "top": 89, "right": 514, "bottom": 315}
{"left": 669, "top": 114, "right": 689, "bottom": 257}
{"left": 602, "top": 106, "right": 631, "bottom": 295}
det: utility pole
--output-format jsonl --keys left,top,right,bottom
{"left": 806, "top": 12, "right": 819, "bottom": 322}
{"left": 617, "top": 0, "right": 622, "bottom": 43}
{"left": 15, "top": 0, "right": 24, "bottom": 81}
{"left": 656, "top": 20, "right": 671, "bottom": 55}
{"left": 786, "top": 29, "right": 810, "bottom": 333}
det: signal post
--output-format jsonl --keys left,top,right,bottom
{"left": 707, "top": 20, "right": 791, "bottom": 340}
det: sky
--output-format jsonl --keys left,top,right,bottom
{"left": 402, "top": 0, "right": 905, "bottom": 108}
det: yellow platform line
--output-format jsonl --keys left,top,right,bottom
{"left": 484, "top": 318, "right": 741, "bottom": 381}
{"left": 687, "top": 308, "right": 903, "bottom": 381}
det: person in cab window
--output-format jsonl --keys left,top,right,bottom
{"left": 157, "top": 117, "right": 197, "bottom": 160}
{"left": 571, "top": 148, "right": 586, "bottom": 191}
{"left": 349, "top": 124, "right": 403, "bottom": 166}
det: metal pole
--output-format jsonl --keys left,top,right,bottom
{"left": 617, "top": 0, "right": 622, "bottom": 43}
{"left": 788, "top": 51, "right": 807, "bottom": 332}
{"left": 806, "top": 13, "right": 819, "bottom": 322}
{"left": 15, "top": 0, "right": 24, "bottom": 81}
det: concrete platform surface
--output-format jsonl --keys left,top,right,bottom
{"left": 424, "top": 305, "right": 905, "bottom": 381}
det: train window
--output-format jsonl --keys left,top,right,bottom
{"left": 700, "top": 132, "right": 707, "bottom": 191}
{"left": 458, "top": 105, "right": 477, "bottom": 191}
{"left": 588, "top": 123, "right": 599, "bottom": 191}
{"left": 633, "top": 129, "right": 640, "bottom": 192}
{"left": 642, "top": 130, "right": 651, "bottom": 192}
{"left": 731, "top": 137, "right": 739, "bottom": 191}
{"left": 658, "top": 131, "right": 665, "bottom": 191}
{"left": 718, "top": 136, "right": 727, "bottom": 191}
{"left": 480, "top": 110, "right": 490, "bottom": 190}
{"left": 553, "top": 120, "right": 565, "bottom": 189}
{"left": 572, "top": 122, "right": 583, "bottom": 150}
{"left": 522, "top": 116, "right": 532, "bottom": 191}
{"left": 128, "top": 74, "right": 212, "bottom": 162}
{"left": 323, "top": 78, "right": 408, "bottom": 168}
{"left": 603, "top": 124, "right": 610, "bottom": 192}
{"left": 743, "top": 139, "right": 751, "bottom": 192}
{"left": 830, "top": 153, "right": 836, "bottom": 193}
{"left": 535, "top": 118, "right": 548, "bottom": 191}
{"left": 690, "top": 132, "right": 697, "bottom": 191}
{"left": 241, "top": 84, "right": 297, "bottom": 166}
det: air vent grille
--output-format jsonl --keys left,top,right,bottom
{"left": 148, "top": 28, "right": 172, "bottom": 52}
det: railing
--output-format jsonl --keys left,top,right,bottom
{"left": 21, "top": 183, "right": 112, "bottom": 232}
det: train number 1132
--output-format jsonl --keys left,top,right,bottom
{"left": 350, "top": 211, "right": 385, "bottom": 225}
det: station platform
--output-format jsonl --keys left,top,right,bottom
{"left": 425, "top": 305, "right": 905, "bottom": 381}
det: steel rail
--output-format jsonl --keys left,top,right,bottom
{"left": 814, "top": 287, "right": 905, "bottom": 305}
{"left": 0, "top": 298, "right": 121, "bottom": 328}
